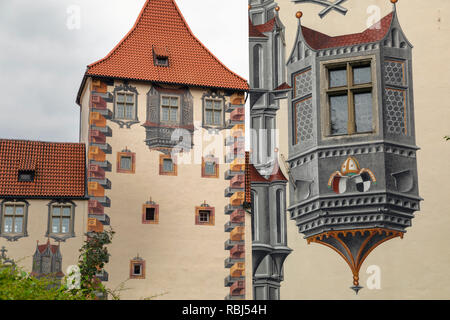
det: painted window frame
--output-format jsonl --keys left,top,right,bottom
{"left": 129, "top": 258, "right": 146, "bottom": 279}
{"left": 142, "top": 204, "right": 159, "bottom": 224}
{"left": 201, "top": 156, "right": 219, "bottom": 178}
{"left": 195, "top": 206, "right": 215, "bottom": 226}
{"left": 159, "top": 154, "right": 177, "bottom": 176}
{"left": 46, "top": 200, "right": 76, "bottom": 242}
{"left": 117, "top": 151, "right": 136, "bottom": 174}
{"left": 0, "top": 200, "right": 29, "bottom": 241}
{"left": 320, "top": 55, "right": 379, "bottom": 139}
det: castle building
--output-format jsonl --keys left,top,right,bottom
{"left": 0, "top": 140, "right": 87, "bottom": 281}
{"left": 76, "top": 0, "right": 248, "bottom": 299}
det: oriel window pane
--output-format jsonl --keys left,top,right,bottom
{"left": 213, "top": 110, "right": 221, "bottom": 124}
{"left": 61, "top": 218, "right": 70, "bottom": 233}
{"left": 205, "top": 110, "right": 212, "bottom": 124}
{"left": 354, "top": 92, "right": 373, "bottom": 133}
{"left": 52, "top": 217, "right": 60, "bottom": 233}
{"left": 52, "top": 207, "right": 61, "bottom": 216}
{"left": 14, "top": 217, "right": 23, "bottom": 233}
{"left": 117, "top": 104, "right": 125, "bottom": 118}
{"left": 5, "top": 206, "right": 13, "bottom": 215}
{"left": 170, "top": 108, "right": 178, "bottom": 122}
{"left": 162, "top": 107, "right": 169, "bottom": 121}
{"left": 353, "top": 66, "right": 372, "bottom": 85}
{"left": 330, "top": 95, "right": 348, "bottom": 135}
{"left": 117, "top": 94, "right": 125, "bottom": 103}
{"left": 329, "top": 69, "right": 347, "bottom": 88}
{"left": 125, "top": 105, "right": 133, "bottom": 119}
{"left": 3, "top": 217, "right": 12, "bottom": 233}
{"left": 62, "top": 207, "right": 71, "bottom": 217}
{"left": 15, "top": 206, "right": 24, "bottom": 215}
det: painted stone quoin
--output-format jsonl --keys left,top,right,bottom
{"left": 248, "top": 0, "right": 421, "bottom": 295}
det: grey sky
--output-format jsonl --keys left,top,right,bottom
{"left": 0, "top": 0, "right": 249, "bottom": 143}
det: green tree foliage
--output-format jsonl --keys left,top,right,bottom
{"left": 0, "top": 228, "right": 115, "bottom": 300}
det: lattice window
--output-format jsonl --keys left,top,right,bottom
{"left": 384, "top": 60, "right": 406, "bottom": 86}
{"left": 294, "top": 97, "right": 314, "bottom": 144}
{"left": 294, "top": 68, "right": 312, "bottom": 99}
{"left": 385, "top": 88, "right": 407, "bottom": 135}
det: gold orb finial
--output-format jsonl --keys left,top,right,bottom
{"left": 296, "top": 11, "right": 303, "bottom": 19}
{"left": 248, "top": 4, "right": 252, "bottom": 10}
{"left": 275, "top": 6, "right": 280, "bottom": 12}
{"left": 390, "top": 0, "right": 398, "bottom": 3}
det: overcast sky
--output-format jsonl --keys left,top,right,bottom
{"left": 0, "top": 0, "right": 249, "bottom": 143}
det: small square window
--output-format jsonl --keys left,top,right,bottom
{"left": 130, "top": 259, "right": 145, "bottom": 279}
{"left": 195, "top": 206, "right": 215, "bottom": 226}
{"left": 159, "top": 154, "right": 177, "bottom": 176}
{"left": 117, "top": 152, "right": 135, "bottom": 174}
{"left": 142, "top": 204, "right": 159, "bottom": 224}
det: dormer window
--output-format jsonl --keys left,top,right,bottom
{"left": 18, "top": 170, "right": 35, "bottom": 182}
{"left": 155, "top": 56, "right": 169, "bottom": 67}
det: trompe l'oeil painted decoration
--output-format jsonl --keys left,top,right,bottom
{"left": 292, "top": 0, "right": 349, "bottom": 18}
{"left": 328, "top": 157, "right": 376, "bottom": 194}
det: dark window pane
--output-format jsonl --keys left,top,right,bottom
{"left": 133, "top": 264, "right": 141, "bottom": 275}
{"left": 205, "top": 161, "right": 215, "bottom": 175}
{"left": 120, "top": 156, "right": 132, "bottom": 170}
{"left": 353, "top": 66, "right": 372, "bottom": 85}
{"left": 145, "top": 208, "right": 155, "bottom": 221}
{"left": 354, "top": 92, "right": 373, "bottom": 133}
{"left": 199, "top": 210, "right": 210, "bottom": 222}
{"left": 163, "top": 159, "right": 173, "bottom": 172}
{"left": 330, "top": 95, "right": 348, "bottom": 135}
{"left": 329, "top": 69, "right": 347, "bottom": 88}
{"left": 253, "top": 45, "right": 261, "bottom": 89}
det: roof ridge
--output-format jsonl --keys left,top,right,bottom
{"left": 169, "top": 0, "right": 247, "bottom": 86}
{"left": 86, "top": 0, "right": 248, "bottom": 90}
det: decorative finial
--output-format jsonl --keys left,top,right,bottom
{"left": 390, "top": 0, "right": 398, "bottom": 3}
{"left": 248, "top": 4, "right": 251, "bottom": 10}
{"left": 275, "top": 6, "right": 280, "bottom": 12}
{"left": 296, "top": 11, "right": 303, "bottom": 19}
{"left": 351, "top": 275, "right": 363, "bottom": 294}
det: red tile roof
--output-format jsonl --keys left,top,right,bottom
{"left": 274, "top": 82, "right": 292, "bottom": 91}
{"left": 249, "top": 164, "right": 268, "bottom": 183}
{"left": 254, "top": 18, "right": 277, "bottom": 33}
{"left": 85, "top": 0, "right": 248, "bottom": 91}
{"left": 268, "top": 165, "right": 288, "bottom": 182}
{"left": 302, "top": 12, "right": 393, "bottom": 50}
{"left": 249, "top": 18, "right": 267, "bottom": 38}
{"left": 0, "top": 139, "right": 86, "bottom": 198}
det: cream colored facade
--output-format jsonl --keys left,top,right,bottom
{"left": 271, "top": 0, "right": 450, "bottom": 299}
{"left": 0, "top": 199, "right": 87, "bottom": 275}
{"left": 79, "top": 79, "right": 245, "bottom": 299}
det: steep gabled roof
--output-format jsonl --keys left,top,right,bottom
{"left": 84, "top": 0, "right": 248, "bottom": 91}
{"left": 302, "top": 12, "right": 393, "bottom": 50}
{"left": 0, "top": 139, "right": 86, "bottom": 198}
